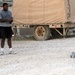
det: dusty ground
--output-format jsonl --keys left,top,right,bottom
{"left": 0, "top": 38, "right": 75, "bottom": 75}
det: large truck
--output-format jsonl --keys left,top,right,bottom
{"left": 13, "top": 0, "right": 75, "bottom": 40}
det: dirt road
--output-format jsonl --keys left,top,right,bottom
{"left": 0, "top": 38, "right": 75, "bottom": 75}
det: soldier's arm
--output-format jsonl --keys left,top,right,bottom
{"left": 0, "top": 19, "right": 9, "bottom": 22}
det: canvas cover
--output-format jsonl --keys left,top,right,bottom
{"left": 12, "top": 0, "right": 75, "bottom": 24}
{"left": 68, "top": 0, "right": 75, "bottom": 22}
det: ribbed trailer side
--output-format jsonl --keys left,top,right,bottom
{"left": 13, "top": 0, "right": 67, "bottom": 24}
{"left": 68, "top": 0, "right": 75, "bottom": 22}
{"left": 12, "top": 0, "right": 29, "bottom": 24}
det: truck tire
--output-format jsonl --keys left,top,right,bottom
{"left": 51, "top": 28, "right": 63, "bottom": 38}
{"left": 33, "top": 26, "right": 50, "bottom": 41}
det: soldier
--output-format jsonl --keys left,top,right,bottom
{"left": 0, "top": 3, "right": 15, "bottom": 55}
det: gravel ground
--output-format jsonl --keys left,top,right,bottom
{"left": 0, "top": 38, "right": 75, "bottom": 75}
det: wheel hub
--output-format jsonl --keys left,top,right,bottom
{"left": 36, "top": 26, "right": 45, "bottom": 37}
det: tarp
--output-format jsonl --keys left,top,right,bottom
{"left": 68, "top": 0, "right": 75, "bottom": 22}
{"left": 13, "top": 0, "right": 75, "bottom": 24}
